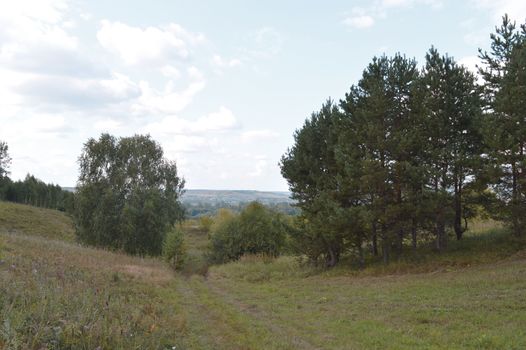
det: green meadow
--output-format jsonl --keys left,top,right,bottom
{"left": 1, "top": 201, "right": 525, "bottom": 349}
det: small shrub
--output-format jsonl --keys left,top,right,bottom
{"left": 198, "top": 215, "right": 214, "bottom": 233}
{"left": 162, "top": 227, "right": 186, "bottom": 270}
{"left": 208, "top": 202, "right": 288, "bottom": 264}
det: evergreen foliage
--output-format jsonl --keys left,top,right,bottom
{"left": 1, "top": 175, "right": 74, "bottom": 212}
{"left": 0, "top": 141, "right": 73, "bottom": 212}
{"left": 162, "top": 227, "right": 186, "bottom": 270}
{"left": 281, "top": 15, "right": 525, "bottom": 266}
{"left": 479, "top": 15, "right": 526, "bottom": 236}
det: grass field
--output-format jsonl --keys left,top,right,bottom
{"left": 0, "top": 201, "right": 75, "bottom": 242}
{"left": 1, "top": 201, "right": 526, "bottom": 349}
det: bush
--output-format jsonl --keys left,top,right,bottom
{"left": 198, "top": 215, "right": 214, "bottom": 233}
{"left": 208, "top": 202, "right": 288, "bottom": 264}
{"left": 163, "top": 227, "right": 186, "bottom": 270}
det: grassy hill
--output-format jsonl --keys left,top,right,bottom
{"left": 0, "top": 201, "right": 75, "bottom": 241}
{"left": 1, "top": 201, "right": 526, "bottom": 349}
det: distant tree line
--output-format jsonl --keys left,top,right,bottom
{"left": 1, "top": 175, "right": 74, "bottom": 212}
{"left": 184, "top": 200, "right": 299, "bottom": 218}
{"left": 0, "top": 142, "right": 74, "bottom": 212}
{"left": 281, "top": 15, "right": 526, "bottom": 267}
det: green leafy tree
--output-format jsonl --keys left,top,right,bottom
{"left": 74, "top": 134, "right": 185, "bottom": 255}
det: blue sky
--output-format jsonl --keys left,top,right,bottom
{"left": 1, "top": 0, "right": 525, "bottom": 190}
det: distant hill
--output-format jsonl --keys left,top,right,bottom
{"left": 62, "top": 187, "right": 294, "bottom": 205}
{"left": 181, "top": 189, "right": 293, "bottom": 205}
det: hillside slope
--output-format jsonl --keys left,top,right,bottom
{"left": 1, "top": 202, "right": 526, "bottom": 349}
{"left": 0, "top": 201, "right": 75, "bottom": 241}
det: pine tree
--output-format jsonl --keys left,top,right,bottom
{"left": 280, "top": 100, "right": 348, "bottom": 266}
{"left": 419, "top": 47, "right": 483, "bottom": 247}
{"left": 340, "top": 54, "right": 420, "bottom": 262}
{"left": 479, "top": 15, "right": 526, "bottom": 236}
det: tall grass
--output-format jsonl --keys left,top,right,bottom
{"left": 0, "top": 233, "right": 185, "bottom": 349}
{"left": 0, "top": 201, "right": 75, "bottom": 242}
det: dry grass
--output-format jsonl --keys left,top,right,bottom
{"left": 2, "top": 205, "right": 526, "bottom": 349}
{"left": 0, "top": 201, "right": 75, "bottom": 241}
{"left": 0, "top": 232, "right": 186, "bottom": 349}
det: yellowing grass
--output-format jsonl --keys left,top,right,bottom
{"left": 0, "top": 201, "right": 75, "bottom": 241}
{"left": 2, "top": 205, "right": 526, "bottom": 349}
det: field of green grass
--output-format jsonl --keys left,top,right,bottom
{"left": 1, "top": 201, "right": 526, "bottom": 349}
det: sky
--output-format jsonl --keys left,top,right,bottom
{"left": 1, "top": 0, "right": 525, "bottom": 191}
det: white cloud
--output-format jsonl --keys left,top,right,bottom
{"left": 28, "top": 115, "right": 68, "bottom": 133}
{"left": 249, "top": 158, "right": 268, "bottom": 177}
{"left": 0, "top": 0, "right": 93, "bottom": 79}
{"left": 251, "top": 27, "right": 283, "bottom": 58}
{"left": 458, "top": 55, "right": 485, "bottom": 84}
{"left": 471, "top": 0, "right": 526, "bottom": 23}
{"left": 381, "top": 0, "right": 411, "bottom": 7}
{"left": 241, "top": 129, "right": 280, "bottom": 143}
{"left": 97, "top": 20, "right": 204, "bottom": 65}
{"left": 80, "top": 12, "right": 92, "bottom": 21}
{"left": 187, "top": 66, "right": 205, "bottom": 80}
{"left": 382, "top": 0, "right": 443, "bottom": 9}
{"left": 198, "top": 107, "right": 238, "bottom": 132}
{"left": 343, "top": 0, "right": 443, "bottom": 29}
{"left": 163, "top": 135, "right": 207, "bottom": 153}
{"left": 161, "top": 65, "right": 181, "bottom": 79}
{"left": 464, "top": 30, "right": 487, "bottom": 47}
{"left": 0, "top": 109, "right": 79, "bottom": 184}
{"left": 16, "top": 71, "right": 140, "bottom": 107}
{"left": 94, "top": 119, "right": 121, "bottom": 131}
{"left": 143, "top": 106, "right": 238, "bottom": 135}
{"left": 0, "top": 0, "right": 69, "bottom": 25}
{"left": 343, "top": 15, "right": 375, "bottom": 29}
{"left": 458, "top": 55, "right": 480, "bottom": 72}
{"left": 134, "top": 79, "right": 206, "bottom": 115}
{"left": 0, "top": 0, "right": 76, "bottom": 52}
{"left": 212, "top": 54, "right": 242, "bottom": 68}
{"left": 0, "top": 1, "right": 288, "bottom": 190}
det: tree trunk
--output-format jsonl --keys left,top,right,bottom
{"left": 512, "top": 160, "right": 520, "bottom": 236}
{"left": 372, "top": 221, "right": 378, "bottom": 256}
{"left": 396, "top": 176, "right": 403, "bottom": 254}
{"left": 358, "top": 244, "right": 365, "bottom": 269}
{"left": 326, "top": 247, "right": 339, "bottom": 268}
{"left": 397, "top": 229, "right": 404, "bottom": 254}
{"left": 411, "top": 218, "right": 417, "bottom": 251}
{"left": 454, "top": 180, "right": 463, "bottom": 240}
{"left": 436, "top": 220, "right": 447, "bottom": 251}
{"left": 382, "top": 238, "right": 390, "bottom": 264}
